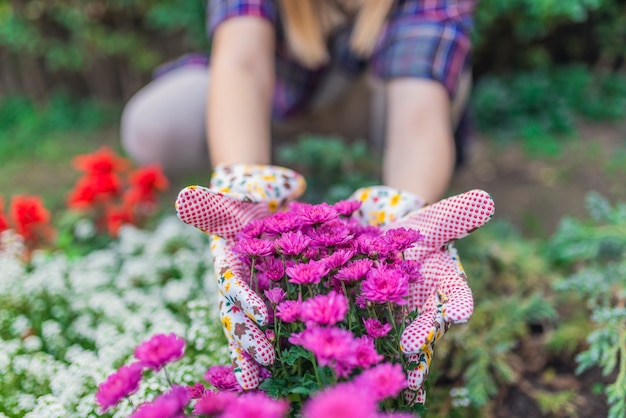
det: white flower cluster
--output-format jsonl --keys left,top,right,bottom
{"left": 0, "top": 216, "right": 228, "bottom": 417}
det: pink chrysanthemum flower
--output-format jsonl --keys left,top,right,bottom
{"left": 237, "top": 218, "right": 266, "bottom": 239}
{"left": 275, "top": 298, "right": 302, "bottom": 323}
{"left": 233, "top": 237, "right": 275, "bottom": 258}
{"left": 335, "top": 259, "right": 374, "bottom": 282}
{"left": 357, "top": 234, "right": 391, "bottom": 259}
{"left": 291, "top": 202, "right": 338, "bottom": 225}
{"left": 363, "top": 318, "right": 392, "bottom": 339}
{"left": 354, "top": 363, "right": 408, "bottom": 401}
{"left": 96, "top": 362, "right": 143, "bottom": 412}
{"left": 300, "top": 291, "right": 349, "bottom": 326}
{"left": 130, "top": 385, "right": 190, "bottom": 418}
{"left": 194, "top": 391, "right": 237, "bottom": 416}
{"left": 302, "top": 383, "right": 378, "bottom": 418}
{"left": 134, "top": 333, "right": 185, "bottom": 371}
{"left": 264, "top": 287, "right": 287, "bottom": 305}
{"left": 222, "top": 392, "right": 290, "bottom": 418}
{"left": 186, "top": 382, "right": 207, "bottom": 399}
{"left": 204, "top": 365, "right": 243, "bottom": 392}
{"left": 285, "top": 259, "right": 329, "bottom": 285}
{"left": 398, "top": 259, "right": 423, "bottom": 283}
{"left": 347, "top": 336, "right": 384, "bottom": 369}
{"left": 264, "top": 211, "right": 301, "bottom": 235}
{"left": 322, "top": 248, "right": 356, "bottom": 271}
{"left": 381, "top": 227, "right": 423, "bottom": 252}
{"left": 308, "top": 219, "right": 353, "bottom": 247}
{"left": 332, "top": 199, "right": 361, "bottom": 216}
{"left": 361, "top": 265, "right": 409, "bottom": 305}
{"left": 289, "top": 326, "right": 355, "bottom": 367}
{"left": 256, "top": 256, "right": 285, "bottom": 281}
{"left": 275, "top": 230, "right": 311, "bottom": 256}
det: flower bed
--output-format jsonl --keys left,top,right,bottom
{"left": 0, "top": 217, "right": 227, "bottom": 417}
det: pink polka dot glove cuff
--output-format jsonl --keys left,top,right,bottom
{"left": 175, "top": 164, "right": 306, "bottom": 389}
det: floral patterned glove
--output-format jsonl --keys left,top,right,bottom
{"left": 176, "top": 164, "right": 306, "bottom": 389}
{"left": 349, "top": 186, "right": 495, "bottom": 403}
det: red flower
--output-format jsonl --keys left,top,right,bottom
{"left": 129, "top": 165, "right": 169, "bottom": 195}
{"left": 105, "top": 205, "right": 134, "bottom": 237}
{"left": 0, "top": 197, "right": 8, "bottom": 232}
{"left": 68, "top": 174, "right": 122, "bottom": 209}
{"left": 9, "top": 195, "right": 51, "bottom": 242}
{"left": 73, "top": 146, "right": 129, "bottom": 176}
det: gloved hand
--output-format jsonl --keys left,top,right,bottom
{"left": 176, "top": 164, "right": 306, "bottom": 389}
{"left": 350, "top": 186, "right": 495, "bottom": 403}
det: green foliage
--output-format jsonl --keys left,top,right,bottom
{"left": 276, "top": 136, "right": 379, "bottom": 204}
{"left": 472, "top": 67, "right": 626, "bottom": 157}
{"left": 0, "top": 92, "right": 118, "bottom": 163}
{"left": 550, "top": 192, "right": 626, "bottom": 418}
{"left": 474, "top": 0, "right": 603, "bottom": 45}
{"left": 0, "top": 1, "right": 208, "bottom": 73}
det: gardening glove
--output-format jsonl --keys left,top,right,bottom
{"left": 350, "top": 186, "right": 495, "bottom": 403}
{"left": 176, "top": 164, "right": 306, "bottom": 389}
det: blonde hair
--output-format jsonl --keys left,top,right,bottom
{"left": 278, "top": 0, "right": 394, "bottom": 68}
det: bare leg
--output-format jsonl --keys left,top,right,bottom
{"left": 120, "top": 66, "right": 210, "bottom": 176}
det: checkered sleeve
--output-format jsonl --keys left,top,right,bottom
{"left": 370, "top": 2, "right": 474, "bottom": 98}
{"left": 207, "top": 0, "right": 279, "bottom": 37}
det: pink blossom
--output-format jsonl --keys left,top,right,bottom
{"left": 264, "top": 211, "right": 301, "bottom": 235}
{"left": 222, "top": 392, "right": 290, "bottom": 418}
{"left": 302, "top": 383, "right": 378, "bottom": 418}
{"left": 291, "top": 202, "right": 338, "bottom": 225}
{"left": 347, "top": 336, "right": 384, "bottom": 369}
{"left": 363, "top": 318, "right": 392, "bottom": 339}
{"left": 361, "top": 265, "right": 409, "bottom": 305}
{"left": 398, "top": 259, "right": 422, "bottom": 283}
{"left": 275, "top": 230, "right": 311, "bottom": 256}
{"left": 354, "top": 363, "right": 407, "bottom": 401}
{"left": 186, "top": 382, "right": 207, "bottom": 399}
{"left": 237, "top": 218, "right": 266, "bottom": 239}
{"left": 275, "top": 299, "right": 302, "bottom": 322}
{"left": 194, "top": 390, "right": 237, "bottom": 416}
{"left": 256, "top": 257, "right": 285, "bottom": 281}
{"left": 232, "top": 237, "right": 275, "bottom": 258}
{"left": 322, "top": 248, "right": 356, "bottom": 271}
{"left": 308, "top": 219, "right": 353, "bottom": 247}
{"left": 335, "top": 259, "right": 373, "bottom": 282}
{"left": 130, "top": 385, "right": 190, "bottom": 418}
{"left": 332, "top": 199, "right": 361, "bottom": 216}
{"left": 381, "top": 227, "right": 423, "bottom": 252}
{"left": 204, "top": 365, "right": 243, "bottom": 392}
{"left": 357, "top": 234, "right": 391, "bottom": 259}
{"left": 300, "top": 291, "right": 348, "bottom": 326}
{"left": 96, "top": 362, "right": 143, "bottom": 411}
{"left": 134, "top": 333, "right": 185, "bottom": 370}
{"left": 285, "top": 259, "right": 329, "bottom": 285}
{"left": 264, "top": 287, "right": 287, "bottom": 305}
{"left": 289, "top": 326, "right": 355, "bottom": 367}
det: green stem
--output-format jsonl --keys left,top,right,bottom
{"left": 163, "top": 366, "right": 173, "bottom": 387}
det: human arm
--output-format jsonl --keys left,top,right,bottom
{"left": 383, "top": 78, "right": 456, "bottom": 203}
{"left": 208, "top": 17, "right": 276, "bottom": 166}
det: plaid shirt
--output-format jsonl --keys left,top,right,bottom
{"left": 205, "top": 0, "right": 477, "bottom": 119}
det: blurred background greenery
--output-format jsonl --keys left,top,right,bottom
{"left": 0, "top": 1, "right": 625, "bottom": 417}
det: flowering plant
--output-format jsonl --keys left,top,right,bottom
{"left": 225, "top": 199, "right": 425, "bottom": 416}
{"left": 66, "top": 146, "right": 169, "bottom": 237}
{"left": 97, "top": 199, "right": 427, "bottom": 417}
{"left": 0, "top": 194, "right": 54, "bottom": 260}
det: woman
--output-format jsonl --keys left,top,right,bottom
{"left": 121, "top": 0, "right": 476, "bottom": 203}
